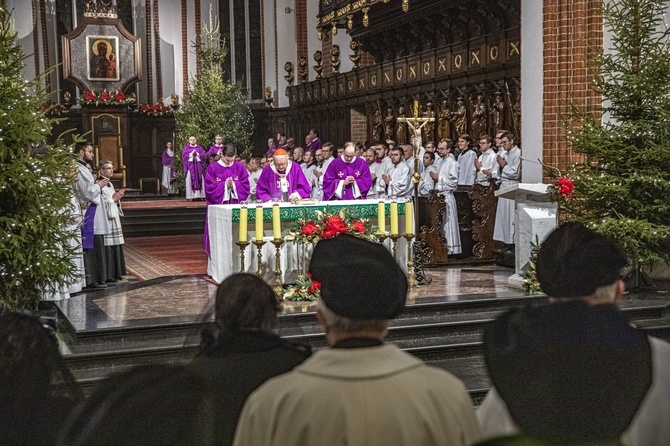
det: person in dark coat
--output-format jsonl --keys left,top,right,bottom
{"left": 189, "top": 273, "right": 311, "bottom": 445}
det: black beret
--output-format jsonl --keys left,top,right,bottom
{"left": 536, "top": 222, "right": 627, "bottom": 298}
{"left": 484, "top": 301, "right": 651, "bottom": 443}
{"left": 309, "top": 235, "right": 407, "bottom": 319}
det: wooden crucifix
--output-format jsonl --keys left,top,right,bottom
{"left": 396, "top": 100, "right": 435, "bottom": 286}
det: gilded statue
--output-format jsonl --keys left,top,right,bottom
{"left": 470, "top": 94, "right": 487, "bottom": 139}
{"left": 396, "top": 106, "right": 407, "bottom": 144}
{"left": 451, "top": 98, "right": 468, "bottom": 137}
{"left": 438, "top": 100, "right": 452, "bottom": 140}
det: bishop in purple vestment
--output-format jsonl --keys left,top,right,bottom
{"left": 255, "top": 149, "right": 311, "bottom": 202}
{"left": 182, "top": 136, "right": 206, "bottom": 199}
{"left": 204, "top": 146, "right": 250, "bottom": 254}
{"left": 322, "top": 143, "right": 373, "bottom": 200}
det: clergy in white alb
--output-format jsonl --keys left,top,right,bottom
{"left": 456, "top": 135, "right": 477, "bottom": 186}
{"left": 382, "top": 148, "right": 413, "bottom": 198}
{"left": 474, "top": 136, "right": 497, "bottom": 186}
{"left": 418, "top": 152, "right": 439, "bottom": 197}
{"left": 489, "top": 133, "right": 521, "bottom": 245}
{"left": 434, "top": 147, "right": 462, "bottom": 255}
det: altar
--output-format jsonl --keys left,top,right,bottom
{"left": 207, "top": 199, "right": 409, "bottom": 284}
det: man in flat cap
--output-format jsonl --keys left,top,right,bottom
{"left": 477, "top": 223, "right": 670, "bottom": 446}
{"left": 233, "top": 235, "right": 480, "bottom": 446}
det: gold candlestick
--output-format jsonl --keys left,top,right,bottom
{"left": 235, "top": 241, "right": 250, "bottom": 272}
{"left": 378, "top": 232, "right": 389, "bottom": 245}
{"left": 404, "top": 234, "right": 419, "bottom": 287}
{"left": 271, "top": 238, "right": 285, "bottom": 298}
{"left": 253, "top": 239, "right": 266, "bottom": 278}
{"left": 390, "top": 234, "right": 401, "bottom": 260}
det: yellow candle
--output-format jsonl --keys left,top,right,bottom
{"left": 255, "top": 206, "right": 263, "bottom": 241}
{"left": 272, "top": 204, "right": 281, "bottom": 240}
{"left": 405, "top": 201, "right": 414, "bottom": 235}
{"left": 390, "top": 201, "right": 399, "bottom": 235}
{"left": 239, "top": 206, "right": 248, "bottom": 242}
{"left": 377, "top": 201, "right": 386, "bottom": 234}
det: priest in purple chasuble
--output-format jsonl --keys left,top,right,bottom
{"left": 182, "top": 136, "right": 207, "bottom": 200}
{"left": 322, "top": 142, "right": 373, "bottom": 200}
{"left": 204, "top": 145, "right": 249, "bottom": 255}
{"left": 255, "top": 149, "right": 311, "bottom": 202}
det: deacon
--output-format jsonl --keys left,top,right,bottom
{"left": 322, "top": 142, "right": 373, "bottom": 200}
{"left": 207, "top": 135, "right": 225, "bottom": 165}
{"left": 182, "top": 136, "right": 206, "bottom": 200}
{"left": 204, "top": 145, "right": 249, "bottom": 255}
{"left": 256, "top": 148, "right": 311, "bottom": 202}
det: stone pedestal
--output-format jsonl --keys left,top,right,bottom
{"left": 495, "top": 183, "right": 558, "bottom": 289}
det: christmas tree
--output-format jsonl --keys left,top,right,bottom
{"left": 0, "top": 1, "right": 80, "bottom": 309}
{"left": 562, "top": 0, "right": 670, "bottom": 271}
{"left": 173, "top": 13, "right": 254, "bottom": 187}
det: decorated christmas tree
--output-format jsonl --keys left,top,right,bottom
{"left": 0, "top": 1, "right": 79, "bottom": 309}
{"left": 173, "top": 13, "right": 254, "bottom": 187}
{"left": 562, "top": 0, "right": 670, "bottom": 275}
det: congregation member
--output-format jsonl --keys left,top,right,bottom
{"left": 418, "top": 151, "right": 438, "bottom": 197}
{"left": 246, "top": 157, "right": 262, "bottom": 201}
{"left": 312, "top": 142, "right": 335, "bottom": 200}
{"left": 431, "top": 139, "right": 461, "bottom": 254}
{"left": 477, "top": 223, "right": 670, "bottom": 446}
{"left": 191, "top": 273, "right": 311, "bottom": 445}
{"left": 98, "top": 160, "right": 126, "bottom": 283}
{"left": 161, "top": 141, "right": 176, "bottom": 194}
{"left": 483, "top": 132, "right": 520, "bottom": 252}
{"left": 74, "top": 142, "right": 110, "bottom": 289}
{"left": 474, "top": 135, "right": 497, "bottom": 186}
{"left": 204, "top": 145, "right": 249, "bottom": 256}
{"left": 381, "top": 146, "right": 413, "bottom": 198}
{"left": 456, "top": 134, "right": 477, "bottom": 186}
{"left": 322, "top": 142, "right": 373, "bottom": 200}
{"left": 255, "top": 148, "right": 311, "bottom": 202}
{"left": 305, "top": 128, "right": 322, "bottom": 152}
{"left": 233, "top": 235, "right": 481, "bottom": 446}
{"left": 182, "top": 136, "right": 206, "bottom": 200}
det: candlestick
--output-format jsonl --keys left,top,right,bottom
{"left": 390, "top": 234, "right": 401, "bottom": 260}
{"left": 390, "top": 200, "right": 399, "bottom": 235}
{"left": 239, "top": 205, "right": 248, "bottom": 242}
{"left": 235, "top": 241, "right": 250, "bottom": 272}
{"left": 404, "top": 234, "right": 419, "bottom": 287}
{"left": 404, "top": 200, "right": 414, "bottom": 235}
{"left": 272, "top": 204, "right": 281, "bottom": 240}
{"left": 255, "top": 205, "right": 264, "bottom": 240}
{"left": 271, "top": 238, "right": 285, "bottom": 298}
{"left": 377, "top": 201, "right": 386, "bottom": 234}
{"left": 253, "top": 239, "right": 266, "bottom": 278}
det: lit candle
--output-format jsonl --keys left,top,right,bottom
{"left": 377, "top": 201, "right": 386, "bottom": 234}
{"left": 390, "top": 201, "right": 399, "bottom": 235}
{"left": 239, "top": 205, "right": 248, "bottom": 242}
{"left": 405, "top": 200, "right": 414, "bottom": 235}
{"left": 255, "top": 205, "right": 263, "bottom": 241}
{"left": 272, "top": 204, "right": 281, "bottom": 240}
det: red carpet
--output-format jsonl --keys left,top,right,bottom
{"left": 124, "top": 235, "right": 208, "bottom": 279}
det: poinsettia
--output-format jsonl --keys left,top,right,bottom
{"left": 101, "top": 90, "right": 111, "bottom": 101}
{"left": 115, "top": 91, "right": 126, "bottom": 101}
{"left": 84, "top": 91, "right": 95, "bottom": 101}
{"left": 352, "top": 220, "right": 366, "bottom": 233}
{"left": 301, "top": 221, "right": 319, "bottom": 236}
{"left": 555, "top": 176, "right": 574, "bottom": 199}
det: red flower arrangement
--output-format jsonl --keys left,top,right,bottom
{"left": 555, "top": 176, "right": 574, "bottom": 199}
{"left": 80, "top": 89, "right": 136, "bottom": 106}
{"left": 136, "top": 102, "right": 173, "bottom": 116}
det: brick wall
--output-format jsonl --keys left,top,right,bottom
{"left": 543, "top": 0, "right": 602, "bottom": 172}
{"left": 350, "top": 108, "right": 367, "bottom": 143}
{"left": 359, "top": 50, "right": 374, "bottom": 67}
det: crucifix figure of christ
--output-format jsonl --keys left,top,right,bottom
{"left": 396, "top": 100, "right": 435, "bottom": 287}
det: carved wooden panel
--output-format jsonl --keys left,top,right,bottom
{"left": 418, "top": 191, "right": 450, "bottom": 265}
{"left": 471, "top": 180, "right": 499, "bottom": 260}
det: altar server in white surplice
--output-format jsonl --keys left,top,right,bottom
{"left": 418, "top": 151, "right": 439, "bottom": 197}
{"left": 433, "top": 140, "right": 461, "bottom": 255}
{"left": 474, "top": 135, "right": 498, "bottom": 186}
{"left": 381, "top": 147, "right": 413, "bottom": 198}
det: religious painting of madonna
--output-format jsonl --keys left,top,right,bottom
{"left": 86, "top": 36, "right": 120, "bottom": 81}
